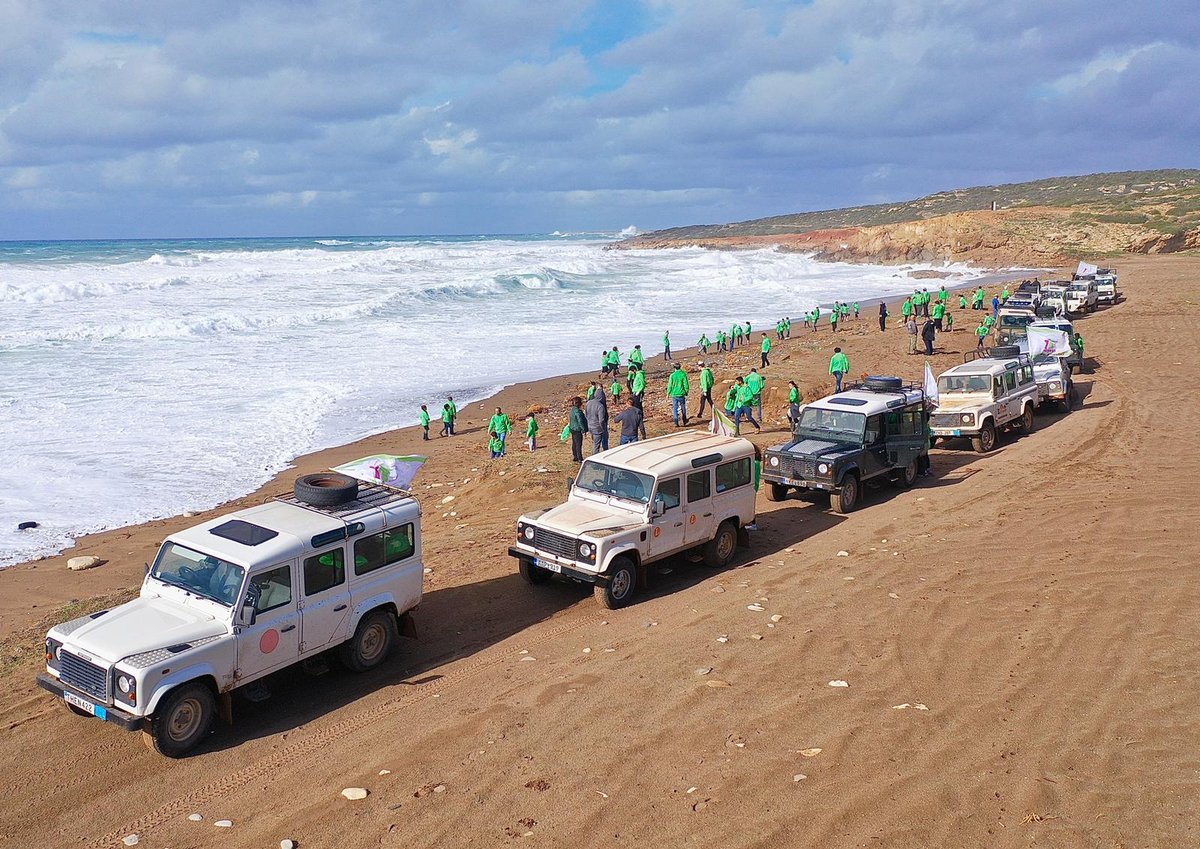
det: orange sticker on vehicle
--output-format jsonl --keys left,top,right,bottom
{"left": 259, "top": 629, "right": 279, "bottom": 654}
{"left": 653, "top": 527, "right": 661, "bottom": 538}
{"left": 689, "top": 514, "right": 697, "bottom": 525}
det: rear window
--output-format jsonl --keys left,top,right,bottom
{"left": 304, "top": 547, "right": 346, "bottom": 596}
{"left": 687, "top": 470, "right": 711, "bottom": 502}
{"left": 715, "top": 458, "right": 751, "bottom": 493}
{"left": 353, "top": 523, "right": 415, "bottom": 576}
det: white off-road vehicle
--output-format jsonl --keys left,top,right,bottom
{"left": 38, "top": 473, "right": 423, "bottom": 757}
{"left": 510, "top": 431, "right": 757, "bottom": 609}
{"left": 1066, "top": 278, "right": 1098, "bottom": 314}
{"left": 1017, "top": 338, "right": 1075, "bottom": 411}
{"left": 930, "top": 348, "right": 1040, "bottom": 452}
{"left": 1094, "top": 268, "right": 1119, "bottom": 304}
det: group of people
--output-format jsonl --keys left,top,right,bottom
{"left": 418, "top": 397, "right": 459, "bottom": 440}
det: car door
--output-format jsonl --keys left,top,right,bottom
{"left": 860, "top": 414, "right": 888, "bottom": 480}
{"left": 237, "top": 560, "right": 301, "bottom": 682}
{"left": 299, "top": 545, "right": 352, "bottom": 655}
{"left": 649, "top": 477, "right": 686, "bottom": 557}
{"left": 885, "top": 408, "right": 926, "bottom": 468}
{"left": 683, "top": 469, "right": 714, "bottom": 546}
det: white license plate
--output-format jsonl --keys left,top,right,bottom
{"left": 64, "top": 690, "right": 102, "bottom": 717}
{"left": 534, "top": 558, "right": 561, "bottom": 574}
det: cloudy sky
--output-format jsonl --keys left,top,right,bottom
{"left": 1, "top": 0, "right": 1197, "bottom": 239}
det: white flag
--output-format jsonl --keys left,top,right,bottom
{"left": 710, "top": 407, "right": 736, "bottom": 437}
{"left": 1076, "top": 261, "right": 1098, "bottom": 277}
{"left": 923, "top": 361, "right": 939, "bottom": 406}
{"left": 1026, "top": 327, "right": 1072, "bottom": 361}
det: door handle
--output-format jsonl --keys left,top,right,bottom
{"left": 674, "top": 522, "right": 684, "bottom": 528}
{"left": 280, "top": 625, "right": 296, "bottom": 633}
{"left": 334, "top": 604, "right": 347, "bottom": 611}
{"left": 702, "top": 513, "right": 713, "bottom": 518}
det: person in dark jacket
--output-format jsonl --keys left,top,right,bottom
{"left": 585, "top": 387, "right": 609, "bottom": 454}
{"left": 613, "top": 398, "right": 643, "bottom": 445}
{"left": 878, "top": 301, "right": 889, "bottom": 332}
{"left": 568, "top": 397, "right": 588, "bottom": 462}
{"left": 921, "top": 318, "right": 936, "bottom": 356}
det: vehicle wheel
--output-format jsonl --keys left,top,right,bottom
{"left": 831, "top": 474, "right": 859, "bottom": 514}
{"left": 339, "top": 609, "right": 398, "bottom": 673}
{"left": 1019, "top": 405, "right": 1035, "bottom": 432}
{"left": 703, "top": 521, "right": 738, "bottom": 568}
{"left": 518, "top": 559, "right": 549, "bottom": 584}
{"left": 294, "top": 472, "right": 359, "bottom": 507}
{"left": 594, "top": 557, "right": 637, "bottom": 610}
{"left": 896, "top": 459, "right": 918, "bottom": 489}
{"left": 142, "top": 682, "right": 216, "bottom": 758}
{"left": 1066, "top": 385, "right": 1077, "bottom": 410}
{"left": 765, "top": 482, "right": 789, "bottom": 502}
{"left": 971, "top": 422, "right": 996, "bottom": 453}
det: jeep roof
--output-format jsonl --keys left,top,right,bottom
{"left": 940, "top": 355, "right": 1026, "bottom": 379}
{"left": 594, "top": 430, "right": 752, "bottom": 478}
{"left": 166, "top": 483, "right": 419, "bottom": 568}
{"left": 804, "top": 386, "right": 924, "bottom": 417}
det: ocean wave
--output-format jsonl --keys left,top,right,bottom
{"left": 315, "top": 239, "right": 353, "bottom": 246}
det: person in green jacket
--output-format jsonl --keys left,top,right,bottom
{"left": 1001, "top": 286, "right": 1011, "bottom": 303}
{"left": 830, "top": 307, "right": 840, "bottom": 333}
{"left": 787, "top": 381, "right": 802, "bottom": 427}
{"left": 526, "top": 413, "right": 539, "bottom": 451}
{"left": 745, "top": 320, "right": 752, "bottom": 338}
{"left": 733, "top": 378, "right": 760, "bottom": 434}
{"left": 698, "top": 333, "right": 710, "bottom": 354}
{"left": 444, "top": 396, "right": 457, "bottom": 436}
{"left": 932, "top": 299, "right": 946, "bottom": 332}
{"left": 629, "top": 345, "right": 645, "bottom": 370}
{"left": 697, "top": 362, "right": 716, "bottom": 417}
{"left": 488, "top": 431, "right": 504, "bottom": 459}
{"left": 975, "top": 320, "right": 989, "bottom": 351}
{"left": 983, "top": 313, "right": 996, "bottom": 330}
{"left": 610, "top": 378, "right": 623, "bottom": 402}
{"left": 630, "top": 365, "right": 648, "bottom": 439}
{"left": 663, "top": 331, "right": 672, "bottom": 360}
{"left": 724, "top": 383, "right": 738, "bottom": 414}
{"left": 829, "top": 347, "right": 850, "bottom": 392}
{"left": 902, "top": 297, "right": 913, "bottom": 320}
{"left": 945, "top": 309, "right": 955, "bottom": 332}
{"left": 667, "top": 363, "right": 690, "bottom": 426}
{"left": 419, "top": 405, "right": 430, "bottom": 441}
{"left": 1073, "top": 332, "right": 1087, "bottom": 373}
{"left": 745, "top": 367, "right": 766, "bottom": 420}
{"left": 489, "top": 407, "right": 511, "bottom": 454}
{"left": 600, "top": 349, "right": 611, "bottom": 375}
{"left": 959, "top": 293, "right": 968, "bottom": 309}
{"left": 972, "top": 287, "right": 986, "bottom": 309}
{"left": 607, "top": 347, "right": 621, "bottom": 373}
{"left": 761, "top": 334, "right": 772, "bottom": 368}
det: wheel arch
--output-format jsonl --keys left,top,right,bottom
{"left": 144, "top": 667, "right": 221, "bottom": 715}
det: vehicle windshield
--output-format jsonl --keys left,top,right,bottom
{"left": 1000, "top": 314, "right": 1033, "bottom": 328}
{"left": 1069, "top": 284, "right": 1089, "bottom": 293}
{"left": 575, "top": 460, "right": 655, "bottom": 505}
{"left": 796, "top": 408, "right": 866, "bottom": 444}
{"left": 150, "top": 542, "right": 244, "bottom": 606}
{"left": 939, "top": 375, "right": 993, "bottom": 395}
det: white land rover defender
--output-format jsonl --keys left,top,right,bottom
{"left": 1094, "top": 268, "right": 1119, "bottom": 304}
{"left": 37, "top": 473, "right": 423, "bottom": 757}
{"left": 930, "top": 348, "right": 1040, "bottom": 452}
{"left": 1016, "top": 337, "right": 1075, "bottom": 411}
{"left": 509, "top": 431, "right": 757, "bottom": 609}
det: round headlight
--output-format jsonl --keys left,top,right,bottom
{"left": 961, "top": 414, "right": 972, "bottom": 423}
{"left": 54, "top": 645, "right": 63, "bottom": 660}
{"left": 769, "top": 456, "right": 780, "bottom": 467}
{"left": 117, "top": 674, "right": 133, "bottom": 694}
{"left": 579, "top": 543, "right": 592, "bottom": 557}
{"left": 523, "top": 527, "right": 535, "bottom": 541}
{"left": 817, "top": 462, "right": 829, "bottom": 474}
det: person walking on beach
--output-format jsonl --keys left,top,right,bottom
{"left": 488, "top": 431, "right": 504, "bottom": 460}
{"left": 613, "top": 397, "right": 643, "bottom": 445}
{"left": 901, "top": 296, "right": 913, "bottom": 324}
{"left": 441, "top": 402, "right": 456, "bottom": 437}
{"left": 663, "top": 331, "right": 672, "bottom": 360}
{"left": 586, "top": 386, "right": 609, "bottom": 454}
{"left": 853, "top": 302, "right": 860, "bottom": 320}
{"left": 526, "top": 413, "right": 539, "bottom": 452}
{"left": 906, "top": 314, "right": 919, "bottom": 354}
{"left": 922, "top": 289, "right": 932, "bottom": 317}
{"left": 787, "top": 381, "right": 801, "bottom": 427}
{"left": 991, "top": 295, "right": 1000, "bottom": 317}
{"left": 667, "top": 362, "right": 690, "bottom": 426}
{"left": 610, "top": 377, "right": 623, "bottom": 403}
{"left": 698, "top": 333, "right": 710, "bottom": 354}
{"left": 760, "top": 334, "right": 772, "bottom": 368}
{"left": 568, "top": 397, "right": 587, "bottom": 462}
{"left": 697, "top": 361, "right": 715, "bottom": 418}
{"left": 921, "top": 318, "right": 936, "bottom": 356}
{"left": 629, "top": 344, "right": 645, "bottom": 372}
{"left": 745, "top": 367, "right": 766, "bottom": 421}
{"left": 830, "top": 307, "right": 840, "bottom": 333}
{"left": 829, "top": 347, "right": 850, "bottom": 393}
{"left": 419, "top": 405, "right": 431, "bottom": 441}
{"left": 733, "top": 378, "right": 761, "bottom": 434}
{"left": 959, "top": 293, "right": 968, "bottom": 310}
{"left": 600, "top": 349, "right": 611, "bottom": 376}
{"left": 724, "top": 383, "right": 739, "bottom": 419}
{"left": 932, "top": 298, "right": 945, "bottom": 332}
{"left": 630, "top": 365, "right": 648, "bottom": 438}
{"left": 607, "top": 347, "right": 621, "bottom": 374}
{"left": 975, "top": 320, "right": 988, "bottom": 351}
{"left": 878, "top": 302, "right": 889, "bottom": 331}
{"left": 446, "top": 396, "right": 458, "bottom": 435}
{"left": 945, "top": 309, "right": 955, "bottom": 333}
{"left": 1073, "top": 332, "right": 1088, "bottom": 373}
{"left": 973, "top": 287, "right": 986, "bottom": 310}
{"left": 489, "top": 407, "right": 511, "bottom": 455}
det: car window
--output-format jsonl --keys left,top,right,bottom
{"left": 993, "top": 377, "right": 1004, "bottom": 397}
{"left": 655, "top": 478, "right": 681, "bottom": 512}
{"left": 1005, "top": 372, "right": 1017, "bottom": 391}
{"left": 687, "top": 470, "right": 711, "bottom": 503}
{"left": 864, "top": 414, "right": 884, "bottom": 445}
{"left": 304, "top": 547, "right": 346, "bottom": 596}
{"left": 250, "top": 564, "right": 293, "bottom": 613}
{"left": 354, "top": 523, "right": 416, "bottom": 576}
{"left": 716, "top": 458, "right": 751, "bottom": 492}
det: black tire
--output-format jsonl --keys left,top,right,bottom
{"left": 1065, "top": 385, "right": 1077, "bottom": 410}
{"left": 518, "top": 559, "right": 549, "bottom": 584}
{"left": 594, "top": 557, "right": 637, "bottom": 610}
{"left": 896, "top": 459, "right": 918, "bottom": 489}
{"left": 1020, "top": 404, "right": 1035, "bottom": 432}
{"left": 143, "top": 682, "right": 216, "bottom": 758}
{"left": 831, "top": 473, "right": 859, "bottom": 514}
{"left": 339, "top": 609, "right": 398, "bottom": 672}
{"left": 991, "top": 345, "right": 1021, "bottom": 358}
{"left": 863, "top": 376, "right": 903, "bottom": 392}
{"left": 294, "top": 473, "right": 359, "bottom": 507}
{"left": 971, "top": 422, "right": 996, "bottom": 453}
{"left": 765, "top": 482, "right": 789, "bottom": 502}
{"left": 703, "top": 521, "right": 738, "bottom": 568}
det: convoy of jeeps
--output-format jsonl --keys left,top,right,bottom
{"left": 38, "top": 267, "right": 1115, "bottom": 757}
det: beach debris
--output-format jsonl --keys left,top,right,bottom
{"left": 747, "top": 603, "right": 765, "bottom": 612}
{"left": 122, "top": 835, "right": 139, "bottom": 846}
{"left": 215, "top": 820, "right": 234, "bottom": 828}
{"left": 915, "top": 703, "right": 928, "bottom": 710}
{"left": 434, "top": 784, "right": 446, "bottom": 794}
{"left": 440, "top": 495, "right": 455, "bottom": 504}
{"left": 799, "top": 748, "right": 822, "bottom": 757}
{"left": 704, "top": 679, "right": 732, "bottom": 688}
{"left": 341, "top": 788, "right": 369, "bottom": 800}
{"left": 836, "top": 550, "right": 849, "bottom": 557}
{"left": 520, "top": 656, "right": 536, "bottom": 662}
{"left": 17, "top": 521, "right": 39, "bottom": 530}
{"left": 67, "top": 555, "right": 102, "bottom": 571}
{"left": 712, "top": 586, "right": 725, "bottom": 593}
{"left": 793, "top": 774, "right": 807, "bottom": 782}
{"left": 379, "top": 769, "right": 391, "bottom": 775}
{"left": 582, "top": 647, "right": 591, "bottom": 653}
{"left": 525, "top": 779, "right": 550, "bottom": 792}
{"left": 770, "top": 614, "right": 783, "bottom": 622}
{"left": 696, "top": 667, "right": 713, "bottom": 676}
{"left": 1021, "top": 812, "right": 1059, "bottom": 823}
{"left": 843, "top": 576, "right": 855, "bottom": 581}
{"left": 280, "top": 841, "right": 297, "bottom": 849}
{"left": 892, "top": 703, "right": 911, "bottom": 710}
{"left": 749, "top": 633, "right": 763, "bottom": 640}
{"left": 888, "top": 592, "right": 899, "bottom": 599}
{"left": 423, "top": 567, "right": 433, "bottom": 574}
{"left": 188, "top": 813, "right": 204, "bottom": 822}
{"left": 828, "top": 680, "right": 849, "bottom": 688}
{"left": 716, "top": 635, "right": 729, "bottom": 643}
{"left": 594, "top": 790, "right": 609, "bottom": 798}
{"left": 687, "top": 786, "right": 698, "bottom": 794}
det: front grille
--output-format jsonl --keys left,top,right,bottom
{"left": 771, "top": 454, "right": 816, "bottom": 480}
{"left": 531, "top": 527, "right": 579, "bottom": 561}
{"left": 931, "top": 413, "right": 966, "bottom": 428}
{"left": 60, "top": 651, "right": 109, "bottom": 702}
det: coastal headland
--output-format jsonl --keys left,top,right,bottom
{"left": 2, "top": 255, "right": 1198, "bottom": 847}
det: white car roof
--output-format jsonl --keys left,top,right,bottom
{"left": 806, "top": 387, "right": 923, "bottom": 416}
{"left": 596, "top": 430, "right": 753, "bottom": 478}
{"left": 939, "top": 357, "right": 1023, "bottom": 378}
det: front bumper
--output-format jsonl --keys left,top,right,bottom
{"left": 36, "top": 672, "right": 142, "bottom": 731}
{"left": 930, "top": 427, "right": 980, "bottom": 439}
{"left": 508, "top": 547, "right": 601, "bottom": 584}
{"left": 762, "top": 472, "right": 834, "bottom": 492}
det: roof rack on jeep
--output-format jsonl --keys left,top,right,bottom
{"left": 274, "top": 478, "right": 416, "bottom": 519}
{"left": 847, "top": 376, "right": 923, "bottom": 393}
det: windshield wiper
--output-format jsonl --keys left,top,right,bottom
{"left": 153, "top": 574, "right": 230, "bottom": 607}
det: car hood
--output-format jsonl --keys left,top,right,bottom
{"left": 61, "top": 596, "right": 227, "bottom": 664}
{"left": 771, "top": 437, "right": 858, "bottom": 459}
{"left": 537, "top": 500, "right": 643, "bottom": 535}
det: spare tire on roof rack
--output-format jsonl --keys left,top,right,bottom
{"left": 990, "top": 345, "right": 1021, "bottom": 358}
{"left": 862, "top": 376, "right": 903, "bottom": 392}
{"left": 294, "top": 473, "right": 359, "bottom": 507}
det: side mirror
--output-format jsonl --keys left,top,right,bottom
{"left": 565, "top": 476, "right": 574, "bottom": 497}
{"left": 235, "top": 584, "right": 260, "bottom": 627}
{"left": 652, "top": 499, "right": 666, "bottom": 518}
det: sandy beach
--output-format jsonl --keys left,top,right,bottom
{"left": 3, "top": 255, "right": 1198, "bottom": 848}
